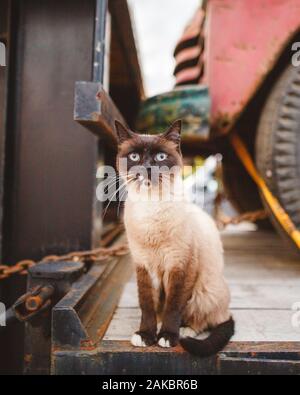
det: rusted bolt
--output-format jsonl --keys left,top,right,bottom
{"left": 25, "top": 285, "right": 55, "bottom": 312}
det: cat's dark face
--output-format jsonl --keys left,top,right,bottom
{"left": 115, "top": 120, "right": 183, "bottom": 189}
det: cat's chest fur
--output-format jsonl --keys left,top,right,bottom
{"left": 124, "top": 200, "right": 181, "bottom": 248}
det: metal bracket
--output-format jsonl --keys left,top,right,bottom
{"left": 24, "top": 260, "right": 84, "bottom": 375}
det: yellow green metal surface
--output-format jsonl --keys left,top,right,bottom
{"left": 136, "top": 85, "right": 210, "bottom": 139}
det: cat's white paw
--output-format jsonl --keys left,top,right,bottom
{"left": 180, "top": 327, "right": 197, "bottom": 338}
{"left": 158, "top": 337, "right": 171, "bottom": 348}
{"left": 131, "top": 333, "right": 147, "bottom": 348}
{"left": 196, "top": 331, "right": 210, "bottom": 340}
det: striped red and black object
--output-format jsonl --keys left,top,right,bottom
{"left": 174, "top": 6, "right": 206, "bottom": 87}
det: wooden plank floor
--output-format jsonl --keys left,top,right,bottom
{"left": 104, "top": 230, "right": 300, "bottom": 343}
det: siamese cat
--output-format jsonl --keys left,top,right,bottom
{"left": 115, "top": 119, "right": 234, "bottom": 357}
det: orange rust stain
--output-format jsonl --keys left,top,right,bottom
{"left": 80, "top": 345, "right": 97, "bottom": 352}
{"left": 80, "top": 339, "right": 96, "bottom": 351}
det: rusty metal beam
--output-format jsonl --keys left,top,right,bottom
{"left": 53, "top": 340, "right": 218, "bottom": 375}
{"left": 52, "top": 243, "right": 132, "bottom": 353}
{"left": 52, "top": 338, "right": 300, "bottom": 375}
{"left": 74, "top": 81, "right": 126, "bottom": 147}
{"left": 108, "top": 0, "right": 144, "bottom": 100}
{"left": 93, "top": 0, "right": 108, "bottom": 83}
{"left": 219, "top": 342, "right": 300, "bottom": 375}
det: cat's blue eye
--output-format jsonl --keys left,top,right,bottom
{"left": 129, "top": 152, "right": 140, "bottom": 162}
{"left": 155, "top": 152, "right": 168, "bottom": 162}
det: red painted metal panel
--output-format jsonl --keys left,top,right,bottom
{"left": 205, "top": 0, "right": 300, "bottom": 133}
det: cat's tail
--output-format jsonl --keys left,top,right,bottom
{"left": 180, "top": 317, "right": 235, "bottom": 357}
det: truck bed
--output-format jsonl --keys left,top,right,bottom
{"left": 52, "top": 230, "right": 300, "bottom": 375}
{"left": 101, "top": 230, "right": 300, "bottom": 374}
{"left": 105, "top": 230, "right": 300, "bottom": 343}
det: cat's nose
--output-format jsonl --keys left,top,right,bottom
{"left": 146, "top": 167, "right": 152, "bottom": 180}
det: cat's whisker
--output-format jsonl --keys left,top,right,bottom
{"left": 102, "top": 176, "right": 122, "bottom": 190}
{"left": 117, "top": 187, "right": 129, "bottom": 217}
{"left": 101, "top": 179, "right": 123, "bottom": 201}
{"left": 103, "top": 185, "right": 127, "bottom": 220}
{"left": 102, "top": 177, "right": 134, "bottom": 219}
{"left": 102, "top": 173, "right": 132, "bottom": 194}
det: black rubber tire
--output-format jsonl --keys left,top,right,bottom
{"left": 223, "top": 160, "right": 262, "bottom": 214}
{"left": 222, "top": 158, "right": 272, "bottom": 229}
{"left": 256, "top": 64, "right": 300, "bottom": 246}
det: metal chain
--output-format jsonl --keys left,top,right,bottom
{"left": 0, "top": 243, "right": 129, "bottom": 281}
{"left": 0, "top": 260, "right": 36, "bottom": 280}
{"left": 217, "top": 209, "right": 268, "bottom": 229}
{"left": 214, "top": 191, "right": 268, "bottom": 229}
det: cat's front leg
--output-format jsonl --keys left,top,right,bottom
{"left": 131, "top": 265, "right": 157, "bottom": 347}
{"left": 158, "top": 268, "right": 192, "bottom": 348}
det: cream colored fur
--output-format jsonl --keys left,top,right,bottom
{"left": 124, "top": 179, "right": 231, "bottom": 334}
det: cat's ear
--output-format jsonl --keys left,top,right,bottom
{"left": 163, "top": 120, "right": 182, "bottom": 146}
{"left": 115, "top": 120, "right": 133, "bottom": 144}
